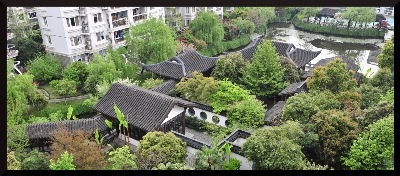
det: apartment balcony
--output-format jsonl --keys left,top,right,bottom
{"left": 7, "top": 44, "right": 19, "bottom": 59}
{"left": 71, "top": 44, "right": 86, "bottom": 55}
{"left": 113, "top": 40, "right": 126, "bottom": 49}
{"left": 133, "top": 14, "right": 147, "bottom": 24}
{"left": 112, "top": 17, "right": 129, "bottom": 28}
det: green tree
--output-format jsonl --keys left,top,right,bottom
{"left": 342, "top": 115, "right": 394, "bottom": 170}
{"left": 311, "top": 110, "right": 361, "bottom": 168}
{"left": 165, "top": 7, "right": 184, "bottom": 33}
{"left": 222, "top": 20, "right": 239, "bottom": 41}
{"left": 126, "top": 18, "right": 178, "bottom": 64}
{"left": 195, "top": 143, "right": 225, "bottom": 170}
{"left": 242, "top": 128, "right": 306, "bottom": 170}
{"left": 242, "top": 40, "right": 286, "bottom": 97}
{"left": 7, "top": 148, "right": 21, "bottom": 170}
{"left": 362, "top": 101, "right": 394, "bottom": 129}
{"left": 61, "top": 61, "right": 89, "bottom": 86}
{"left": 232, "top": 17, "right": 255, "bottom": 35}
{"left": 152, "top": 162, "right": 191, "bottom": 170}
{"left": 280, "top": 56, "right": 301, "bottom": 84}
{"left": 369, "top": 68, "right": 394, "bottom": 93}
{"left": 141, "top": 78, "right": 165, "bottom": 89}
{"left": 27, "top": 54, "right": 62, "bottom": 83}
{"left": 340, "top": 7, "right": 376, "bottom": 28}
{"left": 189, "top": 11, "right": 224, "bottom": 44}
{"left": 135, "top": 131, "right": 187, "bottom": 170}
{"left": 377, "top": 35, "right": 394, "bottom": 72}
{"left": 211, "top": 52, "right": 247, "bottom": 84}
{"left": 84, "top": 54, "right": 121, "bottom": 94}
{"left": 105, "top": 46, "right": 140, "bottom": 80}
{"left": 106, "top": 145, "right": 137, "bottom": 170}
{"left": 303, "top": 161, "right": 330, "bottom": 170}
{"left": 224, "top": 158, "right": 241, "bottom": 170}
{"left": 306, "top": 58, "right": 358, "bottom": 94}
{"left": 356, "top": 84, "right": 382, "bottom": 109}
{"left": 243, "top": 7, "right": 275, "bottom": 33}
{"left": 297, "top": 7, "right": 321, "bottom": 23}
{"left": 380, "top": 87, "right": 394, "bottom": 103}
{"left": 15, "top": 30, "right": 46, "bottom": 66}
{"left": 21, "top": 149, "right": 50, "bottom": 170}
{"left": 51, "top": 79, "right": 77, "bottom": 103}
{"left": 209, "top": 79, "right": 251, "bottom": 113}
{"left": 175, "top": 71, "right": 218, "bottom": 105}
{"left": 49, "top": 151, "right": 76, "bottom": 170}
{"left": 227, "top": 97, "right": 265, "bottom": 128}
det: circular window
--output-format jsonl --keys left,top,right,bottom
{"left": 212, "top": 116, "right": 220, "bottom": 124}
{"left": 200, "top": 112, "right": 207, "bottom": 120}
{"left": 188, "top": 108, "right": 195, "bottom": 116}
{"left": 225, "top": 120, "right": 230, "bottom": 127}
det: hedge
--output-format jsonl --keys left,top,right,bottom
{"left": 185, "top": 116, "right": 234, "bottom": 141}
{"left": 29, "top": 98, "right": 97, "bottom": 119}
{"left": 198, "top": 34, "right": 251, "bottom": 57}
{"left": 292, "top": 16, "right": 386, "bottom": 38}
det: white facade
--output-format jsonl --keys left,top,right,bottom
{"left": 185, "top": 107, "right": 229, "bottom": 128}
{"left": 35, "top": 7, "right": 164, "bottom": 65}
{"left": 162, "top": 105, "right": 185, "bottom": 124}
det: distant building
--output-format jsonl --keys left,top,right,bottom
{"left": 165, "top": 7, "right": 223, "bottom": 29}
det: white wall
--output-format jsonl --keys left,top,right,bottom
{"left": 162, "top": 105, "right": 185, "bottom": 124}
{"left": 231, "top": 152, "right": 253, "bottom": 170}
{"left": 118, "top": 133, "right": 140, "bottom": 146}
{"left": 185, "top": 107, "right": 228, "bottom": 128}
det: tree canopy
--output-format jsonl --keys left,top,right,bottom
{"left": 340, "top": 7, "right": 376, "bottom": 28}
{"left": 27, "top": 54, "right": 62, "bottom": 83}
{"left": 297, "top": 7, "right": 321, "bottom": 22}
{"left": 242, "top": 40, "right": 286, "bottom": 97}
{"left": 368, "top": 68, "right": 394, "bottom": 94}
{"left": 227, "top": 97, "right": 265, "bottom": 128}
{"left": 377, "top": 35, "right": 394, "bottom": 72}
{"left": 189, "top": 11, "right": 224, "bottom": 44}
{"left": 106, "top": 145, "right": 137, "bottom": 170}
{"left": 210, "top": 79, "right": 251, "bottom": 113}
{"left": 211, "top": 52, "right": 247, "bottom": 84}
{"left": 49, "top": 151, "right": 76, "bottom": 170}
{"left": 126, "top": 18, "right": 178, "bottom": 64}
{"left": 135, "top": 131, "right": 187, "bottom": 170}
{"left": 62, "top": 61, "right": 89, "bottom": 86}
{"left": 342, "top": 115, "right": 394, "bottom": 170}
{"left": 280, "top": 56, "right": 301, "bottom": 84}
{"left": 175, "top": 71, "right": 218, "bottom": 105}
{"left": 232, "top": 17, "right": 255, "bottom": 35}
{"left": 15, "top": 30, "right": 46, "bottom": 66}
{"left": 243, "top": 7, "right": 275, "bottom": 33}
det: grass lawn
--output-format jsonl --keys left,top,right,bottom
{"left": 24, "top": 98, "right": 89, "bottom": 118}
{"left": 38, "top": 84, "right": 85, "bottom": 99}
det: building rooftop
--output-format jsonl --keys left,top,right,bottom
{"left": 264, "top": 101, "right": 286, "bottom": 126}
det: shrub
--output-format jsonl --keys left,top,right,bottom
{"left": 198, "top": 35, "right": 251, "bottom": 56}
{"left": 21, "top": 149, "right": 50, "bottom": 170}
{"left": 224, "top": 158, "right": 241, "bottom": 170}
{"left": 141, "top": 78, "right": 165, "bottom": 89}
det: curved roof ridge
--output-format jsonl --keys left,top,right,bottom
{"left": 172, "top": 57, "right": 187, "bottom": 77}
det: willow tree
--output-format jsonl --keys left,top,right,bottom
{"left": 126, "top": 18, "right": 178, "bottom": 64}
{"left": 340, "top": 7, "right": 376, "bottom": 28}
{"left": 297, "top": 7, "right": 321, "bottom": 23}
{"left": 189, "top": 11, "right": 224, "bottom": 44}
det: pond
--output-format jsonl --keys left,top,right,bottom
{"left": 267, "top": 23, "right": 384, "bottom": 77}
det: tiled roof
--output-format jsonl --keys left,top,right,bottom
{"left": 367, "top": 49, "right": 381, "bottom": 65}
{"left": 150, "top": 79, "right": 179, "bottom": 95}
{"left": 93, "top": 83, "right": 196, "bottom": 132}
{"left": 25, "top": 115, "right": 108, "bottom": 140}
{"left": 142, "top": 51, "right": 218, "bottom": 80}
{"left": 272, "top": 41, "right": 294, "bottom": 57}
{"left": 317, "top": 8, "right": 341, "bottom": 17}
{"left": 278, "top": 81, "right": 306, "bottom": 96}
{"left": 288, "top": 48, "right": 322, "bottom": 68}
{"left": 264, "top": 101, "right": 286, "bottom": 126}
{"left": 301, "top": 56, "right": 363, "bottom": 82}
{"left": 239, "top": 37, "right": 263, "bottom": 62}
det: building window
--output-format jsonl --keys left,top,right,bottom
{"left": 47, "top": 36, "right": 52, "bottom": 44}
{"left": 200, "top": 112, "right": 207, "bottom": 120}
{"left": 66, "top": 17, "right": 80, "bottom": 27}
{"left": 70, "top": 36, "right": 82, "bottom": 46}
{"left": 94, "top": 13, "right": 102, "bottom": 23}
{"left": 188, "top": 108, "right": 195, "bottom": 116}
{"left": 186, "top": 7, "right": 190, "bottom": 13}
{"left": 192, "top": 7, "right": 195, "bottom": 13}
{"left": 43, "top": 17, "right": 48, "bottom": 26}
{"left": 212, "top": 116, "right": 220, "bottom": 124}
{"left": 96, "top": 32, "right": 105, "bottom": 42}
{"left": 184, "top": 20, "right": 190, "bottom": 27}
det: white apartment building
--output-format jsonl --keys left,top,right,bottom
{"left": 35, "top": 7, "right": 164, "bottom": 66}
{"left": 165, "top": 7, "right": 223, "bottom": 28}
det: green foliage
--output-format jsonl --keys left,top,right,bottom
{"left": 94, "top": 129, "right": 104, "bottom": 145}
{"left": 61, "top": 61, "right": 89, "bottom": 86}
{"left": 307, "top": 58, "right": 358, "bottom": 94}
{"left": 282, "top": 91, "right": 341, "bottom": 124}
{"left": 297, "top": 7, "right": 321, "bottom": 22}
{"left": 49, "top": 151, "right": 76, "bottom": 170}
{"left": 242, "top": 40, "right": 286, "bottom": 97}
{"left": 357, "top": 84, "right": 383, "bottom": 109}
{"left": 21, "top": 149, "right": 50, "bottom": 170}
{"left": 135, "top": 131, "right": 187, "bottom": 170}
{"left": 126, "top": 18, "right": 178, "bottom": 64}
{"left": 342, "top": 115, "right": 394, "bottom": 170}
{"left": 210, "top": 79, "right": 251, "bottom": 113}
{"left": 362, "top": 101, "right": 394, "bottom": 128}
{"left": 311, "top": 110, "right": 361, "bottom": 168}
{"left": 52, "top": 79, "right": 77, "bottom": 99}
{"left": 182, "top": 30, "right": 208, "bottom": 50}
{"left": 378, "top": 36, "right": 394, "bottom": 71}
{"left": 211, "top": 52, "right": 247, "bottom": 84}
{"left": 272, "top": 121, "right": 318, "bottom": 149}
{"left": 224, "top": 158, "right": 241, "bottom": 170}
{"left": 227, "top": 97, "right": 265, "bottom": 128}
{"left": 280, "top": 56, "right": 302, "bottom": 83}
{"left": 232, "top": 17, "right": 255, "bottom": 35}
{"left": 190, "top": 11, "right": 224, "bottom": 44}
{"left": 195, "top": 143, "right": 225, "bottom": 170}
{"left": 106, "top": 46, "right": 140, "bottom": 79}
{"left": 30, "top": 99, "right": 94, "bottom": 118}
{"left": 184, "top": 116, "right": 234, "bottom": 142}
{"left": 380, "top": 87, "right": 394, "bottom": 103}
{"left": 292, "top": 15, "right": 385, "bottom": 37}
{"left": 303, "top": 161, "right": 330, "bottom": 170}
{"left": 152, "top": 162, "right": 190, "bottom": 170}
{"left": 242, "top": 128, "right": 306, "bottom": 170}
{"left": 141, "top": 78, "right": 165, "bottom": 89}
{"left": 198, "top": 34, "right": 251, "bottom": 56}
{"left": 7, "top": 124, "right": 29, "bottom": 153}
{"left": 106, "top": 145, "right": 137, "bottom": 170}
{"left": 273, "top": 7, "right": 300, "bottom": 22}
{"left": 7, "top": 149, "right": 21, "bottom": 170}
{"left": 369, "top": 68, "right": 394, "bottom": 94}
{"left": 14, "top": 30, "right": 46, "bottom": 66}
{"left": 176, "top": 71, "right": 218, "bottom": 105}
{"left": 340, "top": 7, "right": 376, "bottom": 28}
{"left": 28, "top": 116, "right": 49, "bottom": 124}
{"left": 222, "top": 20, "right": 239, "bottom": 41}
{"left": 243, "top": 7, "right": 275, "bottom": 33}
{"left": 27, "top": 54, "right": 62, "bottom": 83}
{"left": 105, "top": 119, "right": 113, "bottom": 129}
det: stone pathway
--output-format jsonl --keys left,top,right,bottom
{"left": 185, "top": 127, "right": 213, "bottom": 145}
{"left": 48, "top": 95, "right": 89, "bottom": 103}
